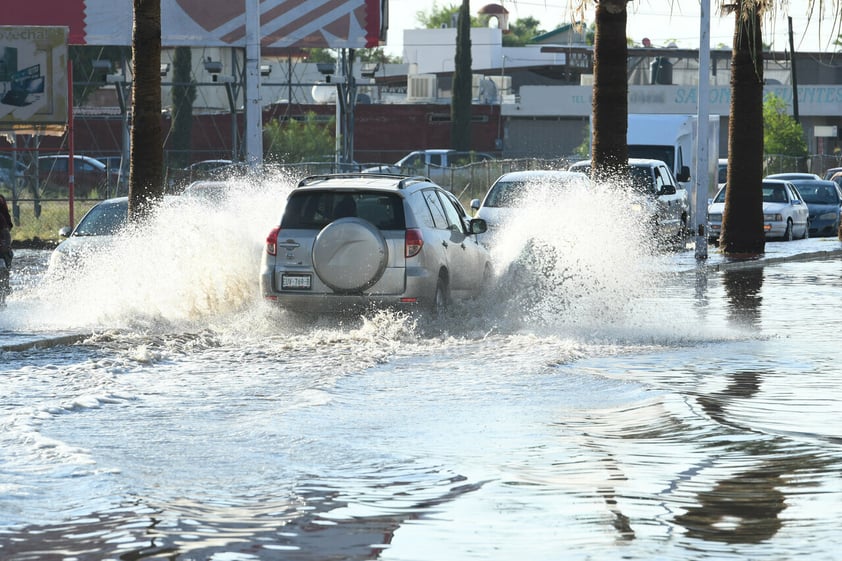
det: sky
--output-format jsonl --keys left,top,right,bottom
{"left": 383, "top": 0, "right": 842, "bottom": 56}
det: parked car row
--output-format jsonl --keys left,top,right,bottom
{"left": 707, "top": 174, "right": 842, "bottom": 244}
{"left": 0, "top": 154, "right": 122, "bottom": 199}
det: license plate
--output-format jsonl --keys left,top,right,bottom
{"left": 281, "top": 274, "right": 311, "bottom": 290}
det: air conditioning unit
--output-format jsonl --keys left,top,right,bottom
{"left": 407, "top": 74, "right": 437, "bottom": 101}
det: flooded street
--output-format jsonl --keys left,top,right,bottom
{"left": 1, "top": 177, "right": 841, "bottom": 560}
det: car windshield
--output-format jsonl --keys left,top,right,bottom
{"left": 282, "top": 190, "right": 406, "bottom": 230}
{"left": 483, "top": 181, "right": 536, "bottom": 207}
{"left": 629, "top": 167, "right": 655, "bottom": 193}
{"left": 762, "top": 185, "right": 788, "bottom": 203}
{"left": 794, "top": 183, "right": 839, "bottom": 204}
{"left": 713, "top": 187, "right": 727, "bottom": 203}
{"left": 74, "top": 201, "right": 127, "bottom": 236}
{"left": 485, "top": 177, "right": 586, "bottom": 207}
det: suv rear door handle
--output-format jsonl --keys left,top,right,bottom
{"left": 442, "top": 240, "right": 448, "bottom": 248}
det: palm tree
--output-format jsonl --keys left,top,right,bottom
{"left": 129, "top": 0, "right": 163, "bottom": 221}
{"left": 719, "top": 0, "right": 766, "bottom": 254}
{"left": 590, "top": 0, "right": 628, "bottom": 180}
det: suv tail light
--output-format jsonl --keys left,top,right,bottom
{"left": 266, "top": 226, "right": 281, "bottom": 256}
{"left": 405, "top": 228, "right": 423, "bottom": 258}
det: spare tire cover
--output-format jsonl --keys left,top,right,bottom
{"left": 312, "top": 217, "right": 389, "bottom": 292}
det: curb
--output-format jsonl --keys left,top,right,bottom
{"left": 1, "top": 333, "right": 90, "bottom": 352}
{"left": 686, "top": 248, "right": 842, "bottom": 272}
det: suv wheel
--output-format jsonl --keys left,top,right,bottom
{"left": 313, "top": 217, "right": 388, "bottom": 292}
{"left": 431, "top": 275, "right": 449, "bottom": 317}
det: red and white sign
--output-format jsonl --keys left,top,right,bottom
{"left": 4, "top": 0, "right": 385, "bottom": 48}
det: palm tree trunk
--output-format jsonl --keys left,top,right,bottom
{"left": 591, "top": 0, "right": 628, "bottom": 181}
{"left": 720, "top": 0, "right": 765, "bottom": 254}
{"left": 129, "top": 0, "right": 163, "bottom": 220}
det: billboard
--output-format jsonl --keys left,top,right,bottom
{"left": 4, "top": 0, "right": 386, "bottom": 49}
{"left": 0, "top": 27, "right": 68, "bottom": 134}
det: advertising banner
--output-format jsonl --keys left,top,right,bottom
{"left": 0, "top": 26, "right": 68, "bottom": 134}
{"left": 4, "top": 0, "right": 385, "bottom": 49}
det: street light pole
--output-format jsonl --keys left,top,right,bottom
{"left": 694, "top": 0, "right": 711, "bottom": 260}
{"left": 244, "top": 0, "right": 263, "bottom": 169}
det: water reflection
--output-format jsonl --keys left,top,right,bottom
{"left": 697, "top": 369, "right": 762, "bottom": 427}
{"left": 722, "top": 268, "right": 764, "bottom": 327}
{"left": 674, "top": 464, "right": 785, "bottom": 543}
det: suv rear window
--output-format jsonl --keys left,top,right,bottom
{"left": 282, "top": 190, "right": 406, "bottom": 230}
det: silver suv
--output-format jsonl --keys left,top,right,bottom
{"left": 260, "top": 173, "right": 491, "bottom": 314}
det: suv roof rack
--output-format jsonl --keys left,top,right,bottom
{"left": 296, "top": 173, "right": 433, "bottom": 189}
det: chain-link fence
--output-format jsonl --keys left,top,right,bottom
{"left": 3, "top": 153, "right": 841, "bottom": 238}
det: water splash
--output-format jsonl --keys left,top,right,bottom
{"left": 3, "top": 171, "right": 685, "bottom": 344}
{"left": 15, "top": 173, "right": 294, "bottom": 332}
{"left": 479, "top": 177, "right": 661, "bottom": 329}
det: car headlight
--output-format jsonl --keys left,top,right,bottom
{"left": 763, "top": 213, "right": 783, "bottom": 221}
{"left": 819, "top": 212, "right": 837, "bottom": 220}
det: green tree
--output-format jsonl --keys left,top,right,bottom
{"left": 129, "top": 0, "right": 163, "bottom": 220}
{"left": 763, "top": 93, "right": 808, "bottom": 157}
{"left": 357, "top": 48, "right": 401, "bottom": 64}
{"left": 502, "top": 17, "right": 545, "bottom": 47}
{"left": 719, "top": 0, "right": 766, "bottom": 255}
{"left": 305, "top": 47, "right": 400, "bottom": 65}
{"left": 417, "top": 2, "right": 479, "bottom": 28}
{"left": 263, "top": 112, "right": 335, "bottom": 163}
{"left": 451, "top": 0, "right": 472, "bottom": 150}
{"left": 170, "top": 46, "right": 197, "bottom": 170}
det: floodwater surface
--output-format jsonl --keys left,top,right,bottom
{"left": 1, "top": 174, "right": 840, "bottom": 561}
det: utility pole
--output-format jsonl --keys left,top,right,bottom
{"left": 788, "top": 17, "right": 799, "bottom": 124}
{"left": 694, "top": 0, "right": 711, "bottom": 260}
{"left": 244, "top": 0, "right": 263, "bottom": 169}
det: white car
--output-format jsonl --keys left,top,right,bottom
{"left": 48, "top": 197, "right": 128, "bottom": 275}
{"left": 707, "top": 179, "right": 809, "bottom": 243}
{"left": 362, "top": 149, "right": 496, "bottom": 179}
{"left": 470, "top": 170, "right": 590, "bottom": 246}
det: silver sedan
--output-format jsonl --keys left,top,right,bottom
{"left": 708, "top": 179, "right": 809, "bottom": 243}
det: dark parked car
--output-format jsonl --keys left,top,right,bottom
{"left": 823, "top": 167, "right": 842, "bottom": 180}
{"left": 789, "top": 179, "right": 842, "bottom": 237}
{"left": 38, "top": 155, "right": 118, "bottom": 198}
{"left": 0, "top": 154, "right": 30, "bottom": 194}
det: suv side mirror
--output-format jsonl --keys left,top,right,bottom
{"left": 660, "top": 184, "right": 676, "bottom": 195}
{"left": 676, "top": 166, "right": 691, "bottom": 182}
{"left": 470, "top": 198, "right": 481, "bottom": 211}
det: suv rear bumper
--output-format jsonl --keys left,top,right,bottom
{"left": 259, "top": 267, "right": 437, "bottom": 313}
